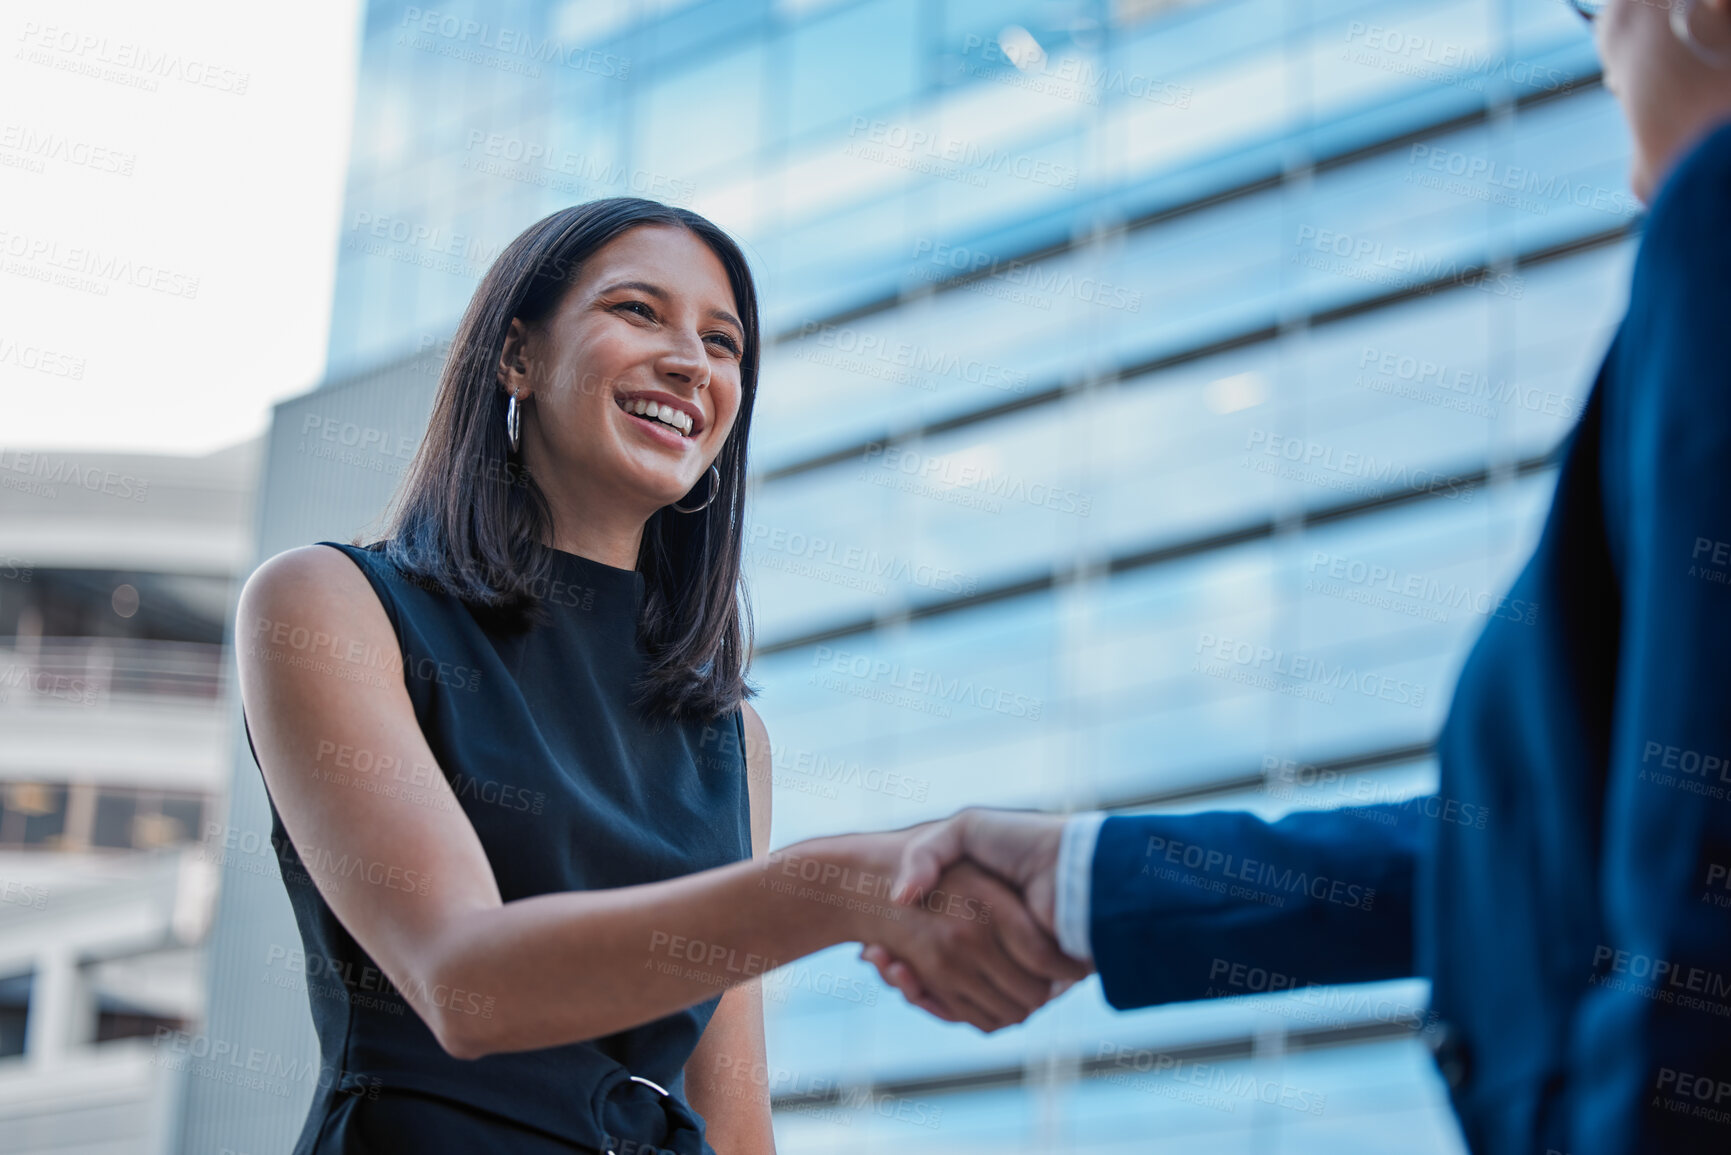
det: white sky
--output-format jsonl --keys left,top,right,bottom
{"left": 0, "top": 0, "right": 362, "bottom": 455}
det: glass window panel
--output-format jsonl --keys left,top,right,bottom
{"left": 92, "top": 790, "right": 139, "bottom": 850}
{"left": 787, "top": 0, "right": 923, "bottom": 141}
{"left": 639, "top": 43, "right": 766, "bottom": 184}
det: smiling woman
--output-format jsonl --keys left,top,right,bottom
{"left": 234, "top": 197, "right": 1086, "bottom": 1155}
{"left": 380, "top": 199, "right": 759, "bottom": 721}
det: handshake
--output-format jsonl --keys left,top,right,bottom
{"left": 831, "top": 808, "right": 1089, "bottom": 1032}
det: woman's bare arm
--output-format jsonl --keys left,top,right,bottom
{"left": 239, "top": 546, "right": 1082, "bottom": 1059}
{"left": 683, "top": 703, "right": 776, "bottom": 1154}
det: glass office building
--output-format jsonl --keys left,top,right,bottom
{"left": 204, "top": 0, "right": 1637, "bottom": 1150}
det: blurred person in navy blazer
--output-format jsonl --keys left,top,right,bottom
{"left": 862, "top": 1, "right": 1731, "bottom": 1151}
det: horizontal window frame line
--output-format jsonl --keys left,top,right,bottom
{"left": 1100, "top": 739, "right": 1436, "bottom": 814}
{"left": 757, "top": 219, "right": 1635, "bottom": 486}
{"left": 767, "top": 1014, "right": 1422, "bottom": 1111}
{"left": 753, "top": 451, "right": 1559, "bottom": 657}
{"left": 765, "top": 72, "right": 1604, "bottom": 348}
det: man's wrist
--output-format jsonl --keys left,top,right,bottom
{"left": 1054, "top": 812, "right": 1107, "bottom": 964}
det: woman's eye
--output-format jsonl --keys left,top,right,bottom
{"left": 707, "top": 333, "right": 742, "bottom": 355}
{"left": 617, "top": 301, "right": 654, "bottom": 319}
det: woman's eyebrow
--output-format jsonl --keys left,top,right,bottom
{"left": 599, "top": 279, "right": 742, "bottom": 333}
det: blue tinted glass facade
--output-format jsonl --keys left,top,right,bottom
{"left": 323, "top": 1, "right": 1632, "bottom": 1148}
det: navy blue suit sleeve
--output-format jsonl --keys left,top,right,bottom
{"left": 1088, "top": 803, "right": 1426, "bottom": 1010}
{"left": 1566, "top": 129, "right": 1731, "bottom": 1153}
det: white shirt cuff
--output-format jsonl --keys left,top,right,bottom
{"left": 1053, "top": 811, "right": 1107, "bottom": 964}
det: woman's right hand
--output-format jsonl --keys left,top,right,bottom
{"left": 813, "top": 831, "right": 1088, "bottom": 1032}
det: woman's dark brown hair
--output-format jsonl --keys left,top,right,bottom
{"left": 376, "top": 197, "right": 758, "bottom": 722}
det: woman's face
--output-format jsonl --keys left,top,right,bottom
{"left": 1597, "top": 0, "right": 1731, "bottom": 202}
{"left": 503, "top": 225, "right": 746, "bottom": 517}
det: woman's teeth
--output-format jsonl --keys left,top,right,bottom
{"left": 620, "top": 398, "right": 693, "bottom": 436}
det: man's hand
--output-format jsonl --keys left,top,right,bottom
{"left": 891, "top": 807, "right": 1068, "bottom": 931}
{"left": 813, "top": 824, "right": 1084, "bottom": 1033}
{"left": 860, "top": 808, "right": 1090, "bottom": 1022}
{"left": 861, "top": 858, "right": 1086, "bottom": 1031}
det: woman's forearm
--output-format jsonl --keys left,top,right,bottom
{"left": 422, "top": 832, "right": 904, "bottom": 1058}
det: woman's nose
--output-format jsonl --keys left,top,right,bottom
{"left": 659, "top": 331, "right": 710, "bottom": 388}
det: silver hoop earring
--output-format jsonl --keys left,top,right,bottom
{"left": 506, "top": 393, "right": 521, "bottom": 453}
{"left": 1674, "top": 0, "right": 1731, "bottom": 69}
{"left": 672, "top": 464, "right": 721, "bottom": 513}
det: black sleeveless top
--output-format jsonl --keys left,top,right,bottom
{"left": 247, "top": 540, "right": 753, "bottom": 1154}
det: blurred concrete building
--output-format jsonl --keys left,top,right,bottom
{"left": 0, "top": 440, "right": 258, "bottom": 1153}
{"left": 189, "top": 0, "right": 1637, "bottom": 1152}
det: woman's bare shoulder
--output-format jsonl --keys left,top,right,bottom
{"left": 237, "top": 544, "right": 391, "bottom": 655}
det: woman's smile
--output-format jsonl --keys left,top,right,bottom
{"left": 613, "top": 389, "right": 704, "bottom": 449}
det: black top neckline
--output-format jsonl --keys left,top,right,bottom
{"left": 535, "top": 542, "right": 646, "bottom": 609}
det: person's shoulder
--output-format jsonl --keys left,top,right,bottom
{"left": 1639, "top": 120, "right": 1731, "bottom": 280}
{"left": 247, "top": 542, "right": 374, "bottom": 594}
{"left": 239, "top": 544, "right": 388, "bottom": 638}
{"left": 1620, "top": 123, "right": 1731, "bottom": 408}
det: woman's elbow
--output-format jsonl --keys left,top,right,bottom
{"left": 432, "top": 1016, "right": 493, "bottom": 1061}
{"left": 420, "top": 977, "right": 602, "bottom": 1059}
{"left": 410, "top": 948, "right": 514, "bottom": 1059}
{"left": 424, "top": 990, "right": 511, "bottom": 1060}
